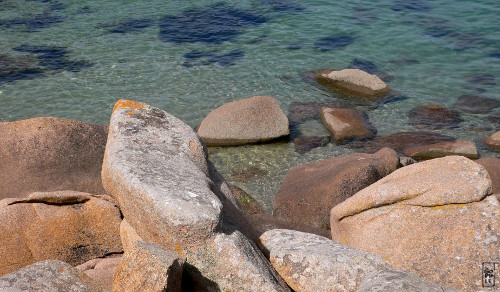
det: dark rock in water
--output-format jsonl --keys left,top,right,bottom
{"left": 392, "top": 0, "right": 431, "bottom": 12}
{"left": 27, "top": 0, "right": 51, "bottom": 2}
{"left": 314, "top": 35, "right": 354, "bottom": 51}
{"left": 321, "top": 108, "right": 377, "bottom": 143}
{"left": 288, "top": 100, "right": 351, "bottom": 125}
{"left": 379, "top": 90, "right": 407, "bottom": 104}
{"left": 447, "top": 32, "right": 486, "bottom": 50}
{"left": 410, "top": 16, "right": 454, "bottom": 38}
{"left": 13, "top": 45, "right": 92, "bottom": 73}
{"left": 287, "top": 43, "right": 303, "bottom": 50}
{"left": 293, "top": 136, "right": 330, "bottom": 154}
{"left": 0, "top": 53, "right": 44, "bottom": 85}
{"left": 466, "top": 73, "right": 496, "bottom": 86}
{"left": 73, "top": 6, "right": 96, "bottom": 15}
{"left": 348, "top": 58, "right": 394, "bottom": 82}
{"left": 408, "top": 104, "right": 464, "bottom": 129}
{"left": 351, "top": 7, "right": 378, "bottom": 23}
{"left": 182, "top": 50, "right": 244, "bottom": 67}
{"left": 229, "top": 185, "right": 264, "bottom": 216}
{"left": 389, "top": 59, "right": 420, "bottom": 66}
{"left": 454, "top": 95, "right": 500, "bottom": 114}
{"left": 49, "top": 3, "right": 66, "bottom": 11}
{"left": 262, "top": 0, "right": 304, "bottom": 12}
{"left": 490, "top": 51, "right": 500, "bottom": 59}
{"left": 108, "top": 18, "right": 155, "bottom": 33}
{"left": 349, "top": 131, "right": 456, "bottom": 154}
{"left": 228, "top": 166, "right": 269, "bottom": 183}
{"left": 0, "top": 12, "right": 65, "bottom": 31}
{"left": 158, "top": 2, "right": 267, "bottom": 44}
{"left": 462, "top": 85, "right": 487, "bottom": 94}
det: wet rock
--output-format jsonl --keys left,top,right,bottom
{"left": 158, "top": 3, "right": 267, "bottom": 44}
{"left": 102, "top": 100, "right": 289, "bottom": 291}
{"left": 392, "top": 0, "right": 431, "bottom": 12}
{"left": 0, "top": 260, "right": 97, "bottom": 291}
{"left": 453, "top": 94, "right": 500, "bottom": 114}
{"left": 113, "top": 241, "right": 185, "bottom": 292}
{"left": 321, "top": 107, "right": 376, "bottom": 143}
{"left": 403, "top": 140, "right": 478, "bottom": 160}
{"left": 288, "top": 100, "right": 351, "bottom": 125}
{"left": 314, "top": 35, "right": 354, "bottom": 51}
{"left": 229, "top": 166, "right": 269, "bottom": 183}
{"left": 76, "top": 256, "right": 122, "bottom": 291}
{"left": 316, "top": 69, "right": 390, "bottom": 98}
{"left": 408, "top": 104, "right": 464, "bottom": 129}
{"left": 0, "top": 191, "right": 123, "bottom": 276}
{"left": 229, "top": 185, "right": 264, "bottom": 216}
{"left": 196, "top": 96, "right": 289, "bottom": 146}
{"left": 466, "top": 73, "right": 496, "bottom": 86}
{"left": 349, "top": 131, "right": 456, "bottom": 154}
{"left": 476, "top": 158, "right": 500, "bottom": 196}
{"left": 331, "top": 156, "right": 498, "bottom": 291}
{"left": 107, "top": 18, "right": 155, "bottom": 33}
{"left": 0, "top": 117, "right": 107, "bottom": 199}
{"left": 293, "top": 135, "right": 330, "bottom": 154}
{"left": 485, "top": 131, "right": 500, "bottom": 151}
{"left": 273, "top": 148, "right": 399, "bottom": 230}
{"left": 260, "top": 229, "right": 390, "bottom": 291}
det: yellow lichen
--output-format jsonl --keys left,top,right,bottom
{"left": 342, "top": 235, "right": 348, "bottom": 244}
{"left": 175, "top": 244, "right": 184, "bottom": 256}
{"left": 113, "top": 99, "right": 146, "bottom": 113}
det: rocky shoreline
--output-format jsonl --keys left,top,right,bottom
{"left": 0, "top": 70, "right": 499, "bottom": 291}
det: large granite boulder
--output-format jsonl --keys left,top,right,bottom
{"left": 476, "top": 158, "right": 500, "bottom": 200}
{"left": 273, "top": 148, "right": 399, "bottom": 230}
{"left": 408, "top": 104, "right": 463, "bottom": 129}
{"left": 0, "top": 260, "right": 97, "bottom": 291}
{"left": 315, "top": 69, "right": 390, "bottom": 98}
{"left": 259, "top": 229, "right": 450, "bottom": 292}
{"left": 0, "top": 117, "right": 107, "bottom": 200}
{"left": 102, "top": 100, "right": 289, "bottom": 291}
{"left": 330, "top": 156, "right": 499, "bottom": 291}
{"left": 320, "top": 107, "right": 376, "bottom": 142}
{"left": 403, "top": 140, "right": 478, "bottom": 160}
{"left": 358, "top": 270, "right": 458, "bottom": 292}
{"left": 485, "top": 131, "right": 500, "bottom": 151}
{"left": 0, "top": 191, "right": 122, "bottom": 276}
{"left": 196, "top": 96, "right": 289, "bottom": 146}
{"left": 113, "top": 241, "right": 185, "bottom": 292}
{"left": 76, "top": 256, "right": 122, "bottom": 292}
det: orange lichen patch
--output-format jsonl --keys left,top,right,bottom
{"left": 113, "top": 100, "right": 146, "bottom": 113}
{"left": 175, "top": 244, "right": 184, "bottom": 256}
{"left": 342, "top": 235, "right": 348, "bottom": 244}
{"left": 432, "top": 205, "right": 446, "bottom": 210}
{"left": 189, "top": 140, "right": 198, "bottom": 152}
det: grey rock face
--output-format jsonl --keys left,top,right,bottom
{"left": 359, "top": 269, "right": 459, "bottom": 292}
{"left": 0, "top": 260, "right": 97, "bottom": 292}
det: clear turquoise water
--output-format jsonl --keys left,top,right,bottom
{"left": 1, "top": 0, "right": 499, "bottom": 211}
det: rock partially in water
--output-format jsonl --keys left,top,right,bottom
{"left": 321, "top": 107, "right": 377, "bottom": 143}
{"left": 408, "top": 104, "right": 463, "bottom": 129}
{"left": 229, "top": 166, "right": 269, "bottom": 183}
{"left": 293, "top": 135, "right": 330, "bottom": 154}
{"left": 466, "top": 73, "right": 496, "bottom": 86}
{"left": 316, "top": 69, "right": 390, "bottom": 98}
{"left": 314, "top": 35, "right": 354, "bottom": 51}
{"left": 485, "top": 131, "right": 500, "bottom": 152}
{"left": 229, "top": 185, "right": 264, "bottom": 216}
{"left": 348, "top": 58, "right": 394, "bottom": 82}
{"left": 403, "top": 140, "right": 478, "bottom": 160}
{"left": 288, "top": 99, "right": 351, "bottom": 125}
{"left": 107, "top": 18, "right": 156, "bottom": 33}
{"left": 453, "top": 94, "right": 500, "bottom": 114}
{"left": 158, "top": 3, "right": 268, "bottom": 44}
{"left": 391, "top": 0, "right": 432, "bottom": 12}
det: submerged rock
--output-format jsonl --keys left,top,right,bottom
{"left": 229, "top": 185, "right": 264, "bottom": 216}
{"left": 0, "top": 260, "right": 97, "bottom": 291}
{"left": 320, "top": 107, "right": 376, "bottom": 143}
{"left": 0, "top": 117, "right": 107, "bottom": 199}
{"left": 330, "top": 156, "right": 498, "bottom": 291}
{"left": 466, "top": 73, "right": 496, "bottom": 86}
{"left": 408, "top": 104, "right": 463, "bottom": 129}
{"left": 288, "top": 100, "right": 351, "bottom": 125}
{"left": 392, "top": 0, "right": 431, "bottom": 12}
{"left": 314, "top": 35, "right": 354, "bottom": 51}
{"left": 403, "top": 140, "right": 478, "bottom": 160}
{"left": 196, "top": 96, "right": 289, "bottom": 146}
{"left": 0, "top": 191, "right": 122, "bottom": 276}
{"left": 316, "top": 69, "right": 390, "bottom": 98}
{"left": 485, "top": 131, "right": 500, "bottom": 151}
{"left": 273, "top": 148, "right": 399, "bottom": 230}
{"left": 293, "top": 135, "right": 330, "bottom": 154}
{"left": 453, "top": 94, "right": 500, "bottom": 114}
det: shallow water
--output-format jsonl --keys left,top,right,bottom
{"left": 1, "top": 0, "right": 499, "bottom": 212}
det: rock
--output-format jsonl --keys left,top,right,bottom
{"left": 0, "top": 117, "right": 107, "bottom": 200}
{"left": 120, "top": 219, "right": 143, "bottom": 253}
{"left": 403, "top": 140, "right": 478, "bottom": 160}
{"left": 454, "top": 95, "right": 500, "bottom": 114}
{"left": 288, "top": 100, "right": 351, "bottom": 125}
{"left": 102, "top": 100, "right": 289, "bottom": 291}
{"left": 359, "top": 269, "right": 456, "bottom": 292}
{"left": 0, "top": 191, "right": 123, "bottom": 276}
{"left": 113, "top": 241, "right": 185, "bottom": 292}
{"left": 485, "top": 131, "right": 500, "bottom": 151}
{"left": 330, "top": 156, "right": 499, "bottom": 291}
{"left": 315, "top": 69, "right": 390, "bottom": 98}
{"left": 476, "top": 158, "right": 500, "bottom": 197}
{"left": 250, "top": 214, "right": 332, "bottom": 239}
{"left": 408, "top": 104, "right": 464, "bottom": 129}
{"left": 0, "top": 260, "right": 97, "bottom": 291}
{"left": 349, "top": 131, "right": 456, "bottom": 154}
{"left": 229, "top": 185, "right": 264, "bottom": 216}
{"left": 348, "top": 58, "right": 394, "bottom": 82}
{"left": 399, "top": 156, "right": 417, "bottom": 166}
{"left": 466, "top": 73, "right": 496, "bottom": 86}
{"left": 76, "top": 256, "right": 122, "bottom": 291}
{"left": 293, "top": 135, "right": 330, "bottom": 154}
{"left": 229, "top": 165, "right": 269, "bottom": 183}
{"left": 320, "top": 107, "right": 376, "bottom": 142}
{"left": 259, "top": 229, "right": 389, "bottom": 292}
{"left": 196, "top": 96, "right": 289, "bottom": 146}
{"left": 273, "top": 148, "right": 399, "bottom": 230}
